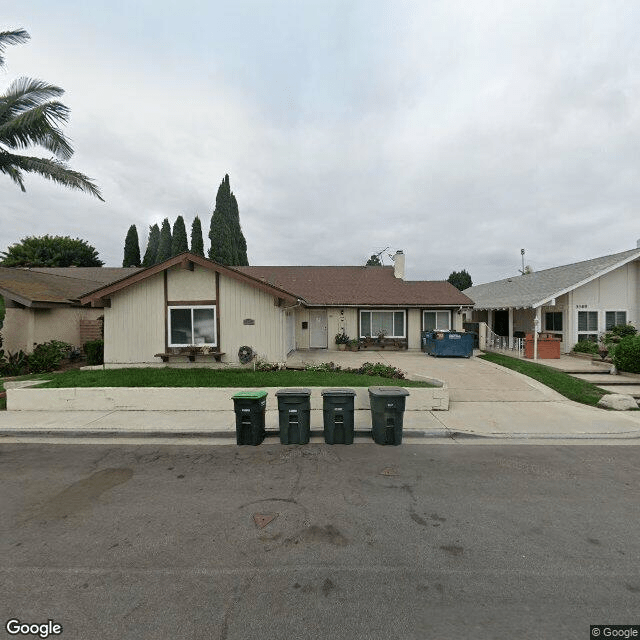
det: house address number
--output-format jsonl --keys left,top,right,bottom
{"left": 575, "top": 305, "right": 588, "bottom": 309}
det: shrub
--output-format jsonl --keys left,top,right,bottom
{"left": 0, "top": 349, "right": 29, "bottom": 376}
{"left": 612, "top": 335, "right": 640, "bottom": 373}
{"left": 304, "top": 362, "right": 341, "bottom": 372}
{"left": 349, "top": 362, "right": 406, "bottom": 379}
{"left": 253, "top": 357, "right": 279, "bottom": 371}
{"left": 572, "top": 340, "right": 599, "bottom": 355}
{"left": 609, "top": 323, "right": 637, "bottom": 338}
{"left": 28, "top": 340, "right": 72, "bottom": 373}
{"left": 84, "top": 339, "right": 104, "bottom": 366}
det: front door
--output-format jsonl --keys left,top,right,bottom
{"left": 309, "top": 310, "right": 328, "bottom": 348}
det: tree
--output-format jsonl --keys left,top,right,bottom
{"left": 190, "top": 215, "right": 204, "bottom": 257}
{"left": 208, "top": 174, "right": 249, "bottom": 265}
{"left": 447, "top": 269, "right": 472, "bottom": 291}
{"left": 122, "top": 225, "right": 141, "bottom": 267}
{"left": 0, "top": 29, "right": 103, "bottom": 200}
{"left": 171, "top": 215, "right": 188, "bottom": 256}
{"left": 229, "top": 192, "right": 248, "bottom": 266}
{"left": 366, "top": 254, "right": 382, "bottom": 266}
{"left": 156, "top": 218, "right": 172, "bottom": 263}
{"left": 142, "top": 224, "right": 160, "bottom": 267}
{"left": 1, "top": 235, "right": 103, "bottom": 267}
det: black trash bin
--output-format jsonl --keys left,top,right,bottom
{"left": 232, "top": 391, "right": 268, "bottom": 446}
{"left": 276, "top": 388, "right": 311, "bottom": 445}
{"left": 321, "top": 388, "right": 356, "bottom": 445}
{"left": 368, "top": 386, "right": 410, "bottom": 445}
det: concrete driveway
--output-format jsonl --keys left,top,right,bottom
{"left": 286, "top": 349, "right": 561, "bottom": 402}
{"left": 286, "top": 349, "right": 640, "bottom": 441}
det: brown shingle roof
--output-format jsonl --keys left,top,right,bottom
{"left": 0, "top": 267, "right": 141, "bottom": 306}
{"left": 234, "top": 266, "right": 473, "bottom": 306}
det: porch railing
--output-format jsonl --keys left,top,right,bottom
{"left": 483, "top": 323, "right": 524, "bottom": 357}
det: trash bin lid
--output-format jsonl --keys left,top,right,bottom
{"left": 321, "top": 388, "right": 356, "bottom": 397}
{"left": 275, "top": 388, "right": 311, "bottom": 396}
{"left": 232, "top": 390, "right": 268, "bottom": 399}
{"left": 368, "top": 386, "right": 410, "bottom": 397}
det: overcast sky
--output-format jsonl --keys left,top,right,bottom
{"left": 2, "top": 1, "right": 639, "bottom": 283}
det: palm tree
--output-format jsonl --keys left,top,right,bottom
{"left": 0, "top": 28, "right": 103, "bottom": 200}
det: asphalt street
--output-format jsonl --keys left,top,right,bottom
{"left": 1, "top": 442, "right": 639, "bottom": 639}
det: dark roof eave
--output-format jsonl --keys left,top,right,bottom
{"left": 302, "top": 302, "right": 475, "bottom": 308}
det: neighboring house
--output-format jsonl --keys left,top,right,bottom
{"left": 464, "top": 245, "right": 640, "bottom": 353}
{"left": 0, "top": 266, "right": 141, "bottom": 353}
{"left": 79, "top": 251, "right": 473, "bottom": 365}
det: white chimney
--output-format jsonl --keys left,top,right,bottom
{"left": 392, "top": 250, "right": 405, "bottom": 279}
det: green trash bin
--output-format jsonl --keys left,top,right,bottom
{"left": 368, "top": 387, "right": 410, "bottom": 445}
{"left": 321, "top": 388, "right": 356, "bottom": 445}
{"left": 232, "top": 391, "right": 268, "bottom": 446}
{"left": 276, "top": 388, "right": 311, "bottom": 445}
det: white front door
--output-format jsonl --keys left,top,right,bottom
{"left": 309, "top": 310, "right": 328, "bottom": 348}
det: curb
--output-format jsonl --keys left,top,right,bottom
{"left": 1, "top": 428, "right": 638, "bottom": 441}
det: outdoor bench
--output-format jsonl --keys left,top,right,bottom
{"left": 154, "top": 351, "right": 225, "bottom": 363}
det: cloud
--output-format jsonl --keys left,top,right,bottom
{"left": 2, "top": 0, "right": 640, "bottom": 282}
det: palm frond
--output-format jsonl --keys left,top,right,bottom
{"left": 0, "top": 101, "right": 73, "bottom": 159}
{"left": 0, "top": 29, "right": 30, "bottom": 68}
{"left": 0, "top": 151, "right": 26, "bottom": 190}
{"left": 0, "top": 78, "right": 66, "bottom": 119}
{"left": 1, "top": 152, "right": 104, "bottom": 201}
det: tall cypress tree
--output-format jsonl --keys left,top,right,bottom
{"left": 142, "top": 224, "right": 160, "bottom": 267}
{"left": 208, "top": 175, "right": 234, "bottom": 264}
{"left": 190, "top": 215, "right": 205, "bottom": 257}
{"left": 208, "top": 174, "right": 249, "bottom": 265}
{"left": 171, "top": 215, "right": 189, "bottom": 256}
{"left": 122, "top": 225, "right": 141, "bottom": 267}
{"left": 156, "top": 218, "right": 172, "bottom": 263}
{"left": 229, "top": 193, "right": 249, "bottom": 265}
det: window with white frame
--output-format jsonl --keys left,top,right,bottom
{"left": 168, "top": 306, "right": 217, "bottom": 347}
{"left": 423, "top": 310, "right": 451, "bottom": 331}
{"left": 605, "top": 311, "right": 627, "bottom": 330}
{"left": 360, "top": 310, "right": 405, "bottom": 338}
{"left": 545, "top": 312, "right": 563, "bottom": 332}
{"left": 577, "top": 310, "right": 598, "bottom": 342}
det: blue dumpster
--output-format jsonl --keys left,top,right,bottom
{"left": 422, "top": 331, "right": 473, "bottom": 358}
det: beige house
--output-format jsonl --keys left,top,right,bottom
{"left": 0, "top": 266, "right": 140, "bottom": 354}
{"left": 465, "top": 245, "right": 640, "bottom": 352}
{"left": 79, "top": 251, "right": 474, "bottom": 365}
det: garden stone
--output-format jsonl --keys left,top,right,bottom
{"left": 597, "top": 394, "right": 638, "bottom": 411}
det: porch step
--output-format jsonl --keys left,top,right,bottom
{"left": 598, "top": 386, "right": 640, "bottom": 398}
{"left": 554, "top": 369, "right": 611, "bottom": 375}
{"left": 572, "top": 373, "right": 640, "bottom": 385}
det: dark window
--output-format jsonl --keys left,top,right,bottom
{"left": 545, "top": 312, "right": 563, "bottom": 332}
{"left": 605, "top": 311, "right": 626, "bottom": 330}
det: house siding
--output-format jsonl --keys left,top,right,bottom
{"left": 166, "top": 264, "right": 215, "bottom": 301}
{"left": 3, "top": 306, "right": 103, "bottom": 354}
{"left": 218, "top": 273, "right": 286, "bottom": 363}
{"left": 571, "top": 263, "right": 638, "bottom": 344}
{"left": 104, "top": 273, "right": 165, "bottom": 363}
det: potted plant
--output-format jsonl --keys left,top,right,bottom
{"left": 348, "top": 339, "right": 359, "bottom": 351}
{"left": 335, "top": 332, "right": 350, "bottom": 351}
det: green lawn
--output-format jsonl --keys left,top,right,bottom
{"left": 34, "top": 367, "right": 433, "bottom": 389}
{"left": 479, "top": 353, "right": 609, "bottom": 406}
